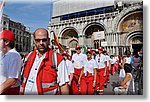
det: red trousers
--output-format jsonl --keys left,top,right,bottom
{"left": 106, "top": 66, "right": 110, "bottom": 82}
{"left": 1, "top": 86, "right": 20, "bottom": 95}
{"left": 80, "top": 73, "right": 95, "bottom": 95}
{"left": 114, "top": 63, "right": 119, "bottom": 72}
{"left": 71, "top": 68, "right": 83, "bottom": 95}
{"left": 96, "top": 68, "right": 107, "bottom": 93}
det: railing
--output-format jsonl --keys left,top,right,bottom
{"left": 50, "top": 11, "right": 119, "bottom": 26}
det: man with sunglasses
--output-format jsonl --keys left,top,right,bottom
{"left": 0, "top": 30, "right": 22, "bottom": 95}
{"left": 71, "top": 45, "right": 88, "bottom": 94}
{"left": 20, "top": 28, "right": 69, "bottom": 95}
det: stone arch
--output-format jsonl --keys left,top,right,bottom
{"left": 59, "top": 27, "right": 79, "bottom": 49}
{"left": 83, "top": 22, "right": 107, "bottom": 35}
{"left": 82, "top": 22, "right": 107, "bottom": 48}
{"left": 125, "top": 31, "right": 143, "bottom": 54}
{"left": 59, "top": 26, "right": 79, "bottom": 37}
{"left": 125, "top": 31, "right": 143, "bottom": 46}
{"left": 114, "top": 5, "right": 143, "bottom": 32}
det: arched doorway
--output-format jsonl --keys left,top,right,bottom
{"left": 61, "top": 28, "right": 78, "bottom": 54}
{"left": 118, "top": 11, "right": 143, "bottom": 55}
{"left": 126, "top": 32, "right": 143, "bottom": 55}
{"left": 84, "top": 23, "right": 106, "bottom": 49}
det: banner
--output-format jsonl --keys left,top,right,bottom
{"left": 93, "top": 31, "right": 105, "bottom": 40}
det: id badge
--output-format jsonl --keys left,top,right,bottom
{"left": 75, "top": 63, "right": 79, "bottom": 67}
{"left": 26, "top": 79, "right": 34, "bottom": 90}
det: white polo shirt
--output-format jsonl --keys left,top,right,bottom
{"left": 95, "top": 54, "right": 107, "bottom": 69}
{"left": 84, "top": 59, "right": 98, "bottom": 76}
{"left": 105, "top": 55, "right": 111, "bottom": 67}
{"left": 0, "top": 49, "right": 22, "bottom": 87}
{"left": 72, "top": 53, "right": 87, "bottom": 69}
{"left": 57, "top": 59, "right": 74, "bottom": 86}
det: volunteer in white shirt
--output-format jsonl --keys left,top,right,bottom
{"left": 103, "top": 50, "right": 111, "bottom": 87}
{"left": 114, "top": 53, "right": 119, "bottom": 73}
{"left": 110, "top": 55, "right": 116, "bottom": 75}
{"left": 0, "top": 30, "right": 22, "bottom": 95}
{"left": 57, "top": 51, "right": 74, "bottom": 94}
{"left": 79, "top": 49, "right": 98, "bottom": 95}
{"left": 71, "top": 45, "right": 87, "bottom": 95}
{"left": 95, "top": 47, "right": 107, "bottom": 95}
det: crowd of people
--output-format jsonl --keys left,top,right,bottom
{"left": 0, "top": 28, "right": 143, "bottom": 95}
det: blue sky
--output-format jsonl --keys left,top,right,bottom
{"left": 3, "top": 0, "right": 53, "bottom": 32}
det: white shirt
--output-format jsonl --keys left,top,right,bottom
{"left": 84, "top": 59, "right": 98, "bottom": 76}
{"left": 110, "top": 58, "right": 116, "bottom": 64}
{"left": 105, "top": 55, "right": 111, "bottom": 67}
{"left": 114, "top": 56, "right": 119, "bottom": 62}
{"left": 24, "top": 52, "right": 46, "bottom": 95}
{"left": 95, "top": 54, "right": 107, "bottom": 69}
{"left": 72, "top": 53, "right": 87, "bottom": 69}
{"left": 124, "top": 57, "right": 131, "bottom": 64}
{"left": 0, "top": 49, "right": 22, "bottom": 87}
{"left": 57, "top": 59, "right": 73, "bottom": 86}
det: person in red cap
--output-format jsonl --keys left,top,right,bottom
{"left": 57, "top": 51, "right": 74, "bottom": 94}
{"left": 0, "top": 30, "right": 22, "bottom": 95}
{"left": 95, "top": 47, "right": 107, "bottom": 95}
{"left": 71, "top": 45, "right": 88, "bottom": 94}
{"left": 79, "top": 49, "right": 98, "bottom": 94}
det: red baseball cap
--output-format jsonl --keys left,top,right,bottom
{"left": 98, "top": 47, "right": 104, "bottom": 51}
{"left": 75, "top": 45, "right": 81, "bottom": 50}
{"left": 0, "top": 30, "right": 15, "bottom": 42}
{"left": 62, "top": 51, "right": 68, "bottom": 56}
{"left": 86, "top": 49, "right": 93, "bottom": 54}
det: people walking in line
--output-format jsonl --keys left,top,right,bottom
{"left": 0, "top": 30, "right": 22, "bottom": 95}
{"left": 20, "top": 28, "right": 69, "bottom": 95}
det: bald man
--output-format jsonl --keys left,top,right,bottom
{"left": 20, "top": 28, "right": 69, "bottom": 95}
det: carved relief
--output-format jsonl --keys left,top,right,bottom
{"left": 119, "top": 12, "right": 143, "bottom": 33}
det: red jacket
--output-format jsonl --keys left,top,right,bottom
{"left": 20, "top": 48, "right": 63, "bottom": 95}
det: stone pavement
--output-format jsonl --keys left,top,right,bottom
{"left": 103, "top": 73, "right": 119, "bottom": 95}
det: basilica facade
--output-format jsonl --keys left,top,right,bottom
{"left": 48, "top": 0, "right": 143, "bottom": 56}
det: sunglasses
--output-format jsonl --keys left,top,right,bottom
{"left": 76, "top": 48, "right": 80, "bottom": 50}
{"left": 35, "top": 38, "right": 48, "bottom": 42}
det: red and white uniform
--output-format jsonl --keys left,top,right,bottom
{"left": 114, "top": 56, "right": 119, "bottom": 72}
{"left": 20, "top": 48, "right": 66, "bottom": 95}
{"left": 57, "top": 59, "right": 74, "bottom": 86}
{"left": 71, "top": 53, "right": 87, "bottom": 94}
{"left": 95, "top": 53, "right": 107, "bottom": 94}
{"left": 110, "top": 57, "right": 116, "bottom": 75}
{"left": 105, "top": 55, "right": 111, "bottom": 83}
{"left": 80, "top": 59, "right": 98, "bottom": 94}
